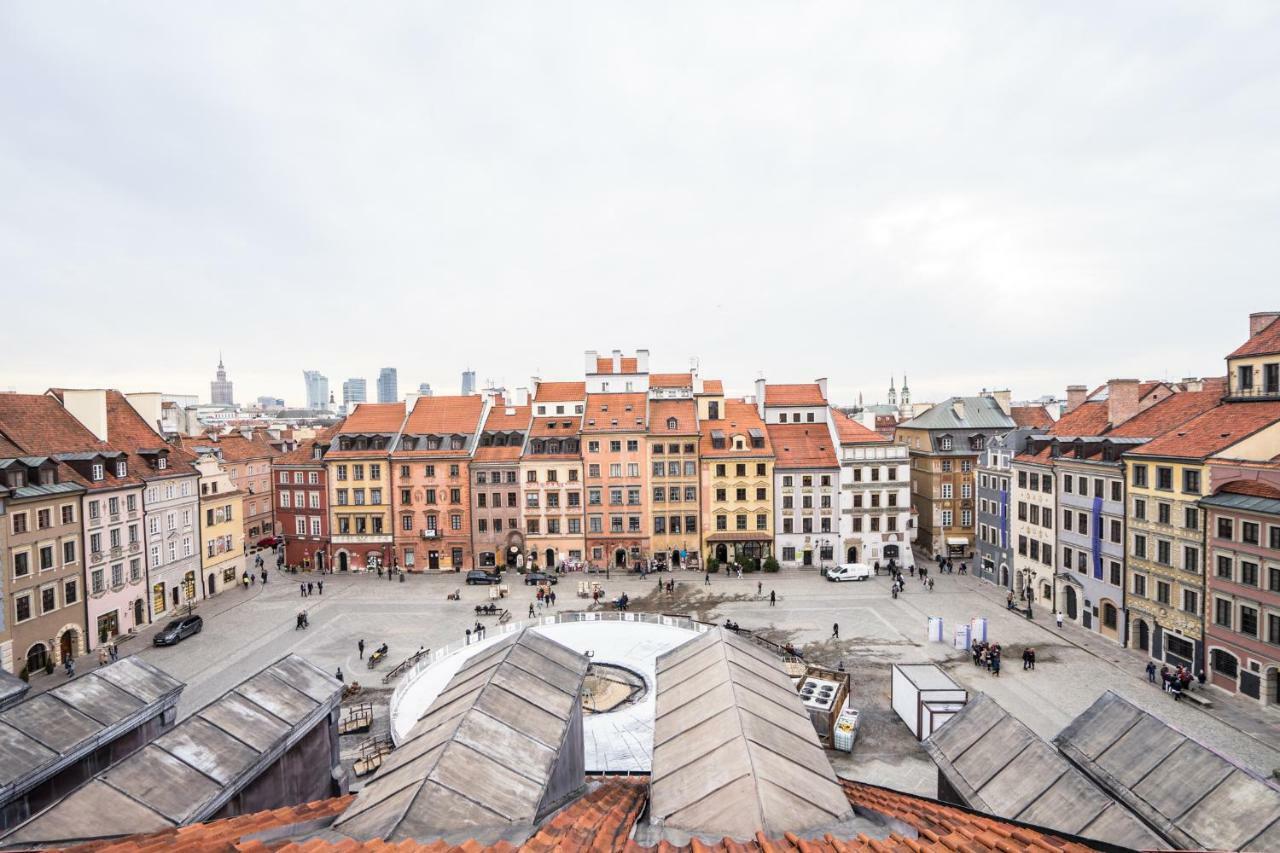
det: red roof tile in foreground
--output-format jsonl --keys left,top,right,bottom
{"left": 764, "top": 383, "right": 827, "bottom": 407}
{"left": 0, "top": 393, "right": 146, "bottom": 489}
{"left": 1010, "top": 405, "right": 1054, "bottom": 429}
{"left": 403, "top": 395, "right": 486, "bottom": 436}
{"left": 767, "top": 423, "right": 838, "bottom": 468}
{"left": 582, "top": 393, "right": 647, "bottom": 433}
{"left": 648, "top": 400, "right": 697, "bottom": 435}
{"left": 338, "top": 402, "right": 407, "bottom": 434}
{"left": 1229, "top": 315, "right": 1280, "bottom": 358}
{"left": 832, "top": 410, "right": 887, "bottom": 445}
{"left": 532, "top": 381, "right": 586, "bottom": 403}
{"left": 1128, "top": 401, "right": 1280, "bottom": 459}
{"left": 648, "top": 373, "right": 692, "bottom": 388}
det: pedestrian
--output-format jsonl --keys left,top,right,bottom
{"left": 1145, "top": 660, "right": 1156, "bottom": 683}
{"left": 757, "top": 581, "right": 762, "bottom": 596}
{"left": 1022, "top": 648, "right": 1031, "bottom": 670}
{"left": 529, "top": 603, "right": 535, "bottom": 618}
{"left": 98, "top": 646, "right": 108, "bottom": 666}
{"left": 1197, "top": 668, "right": 1206, "bottom": 687}
{"left": 335, "top": 667, "right": 343, "bottom": 683}
{"left": 769, "top": 590, "right": 776, "bottom": 606}
{"left": 1055, "top": 611, "right": 1064, "bottom": 629}
{"left": 318, "top": 580, "right": 324, "bottom": 595}
{"left": 109, "top": 642, "right": 118, "bottom": 662}
{"left": 307, "top": 581, "right": 314, "bottom": 595}
{"left": 909, "top": 564, "right": 915, "bottom": 577}
{"left": 928, "top": 578, "right": 934, "bottom": 592}
{"left": 465, "top": 628, "right": 472, "bottom": 645}
{"left": 250, "top": 572, "right": 256, "bottom": 585}
{"left": 550, "top": 590, "right": 556, "bottom": 606}
{"left": 358, "top": 638, "right": 365, "bottom": 659}
{"left": 261, "top": 569, "right": 267, "bottom": 585}
{"left": 1007, "top": 591, "right": 1014, "bottom": 610}
{"left": 991, "top": 653, "right": 1001, "bottom": 677}
{"left": 299, "top": 583, "right": 306, "bottom": 597}
{"left": 704, "top": 572, "right": 710, "bottom": 586}
{"left": 832, "top": 623, "right": 839, "bottom": 639}
{"left": 64, "top": 657, "right": 75, "bottom": 677}
{"left": 1028, "top": 648, "right": 1036, "bottom": 669}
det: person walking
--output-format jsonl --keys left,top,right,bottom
{"left": 335, "top": 667, "right": 343, "bottom": 683}
{"left": 1022, "top": 648, "right": 1031, "bottom": 670}
{"left": 704, "top": 571, "right": 710, "bottom": 586}
{"left": 318, "top": 580, "right": 324, "bottom": 595}
{"left": 307, "top": 581, "right": 314, "bottom": 596}
{"left": 108, "top": 642, "right": 119, "bottom": 662}
{"left": 991, "top": 652, "right": 1001, "bottom": 677}
{"left": 1006, "top": 591, "right": 1014, "bottom": 610}
{"left": 1027, "top": 648, "right": 1036, "bottom": 670}
{"left": 769, "top": 589, "right": 776, "bottom": 606}
{"left": 1055, "top": 610, "right": 1064, "bottom": 629}
{"left": 1146, "top": 660, "right": 1156, "bottom": 683}
{"left": 757, "top": 580, "right": 763, "bottom": 597}
{"left": 528, "top": 603, "right": 535, "bottom": 618}
{"left": 465, "top": 628, "right": 472, "bottom": 645}
{"left": 358, "top": 638, "right": 365, "bottom": 659}
{"left": 98, "top": 646, "right": 109, "bottom": 667}
{"left": 832, "top": 623, "right": 839, "bottom": 639}
{"left": 64, "top": 657, "right": 75, "bottom": 677}
{"left": 927, "top": 577, "right": 934, "bottom": 592}
{"left": 299, "top": 582, "right": 306, "bottom": 597}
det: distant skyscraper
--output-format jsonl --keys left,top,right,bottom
{"left": 210, "top": 354, "right": 234, "bottom": 405}
{"left": 418, "top": 382, "right": 433, "bottom": 397}
{"left": 303, "top": 370, "right": 329, "bottom": 410}
{"left": 461, "top": 368, "right": 476, "bottom": 396}
{"left": 377, "top": 367, "right": 398, "bottom": 403}
{"left": 342, "top": 378, "right": 367, "bottom": 411}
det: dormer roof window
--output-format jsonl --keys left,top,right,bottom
{"left": 157, "top": 457, "right": 167, "bottom": 470}
{"left": 91, "top": 463, "right": 104, "bottom": 481}
{"left": 115, "top": 460, "right": 128, "bottom": 477}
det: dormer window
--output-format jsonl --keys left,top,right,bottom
{"left": 427, "top": 437, "right": 441, "bottom": 450}
{"left": 938, "top": 436, "right": 953, "bottom": 451}
{"left": 450, "top": 437, "right": 464, "bottom": 450}
{"left": 91, "top": 463, "right": 104, "bottom": 481}
{"left": 156, "top": 457, "right": 167, "bottom": 470}
{"left": 116, "top": 460, "right": 128, "bottom": 477}
{"left": 313, "top": 446, "right": 323, "bottom": 460}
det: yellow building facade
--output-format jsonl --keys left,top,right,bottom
{"left": 700, "top": 399, "right": 774, "bottom": 566}
{"left": 192, "top": 454, "right": 244, "bottom": 601}
{"left": 326, "top": 402, "right": 405, "bottom": 572}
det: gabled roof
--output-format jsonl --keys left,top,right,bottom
{"left": 532, "top": 381, "right": 586, "bottom": 403}
{"left": 273, "top": 424, "right": 341, "bottom": 467}
{"left": 699, "top": 400, "right": 772, "bottom": 457}
{"left": 1009, "top": 406, "right": 1053, "bottom": 429}
{"left": 333, "top": 630, "right": 587, "bottom": 844}
{"left": 766, "top": 423, "right": 838, "bottom": 469}
{"left": 191, "top": 432, "right": 279, "bottom": 464}
{"left": 923, "top": 694, "right": 1161, "bottom": 849}
{"left": 102, "top": 391, "right": 197, "bottom": 478}
{"left": 336, "top": 402, "right": 407, "bottom": 435}
{"left": 697, "top": 379, "right": 725, "bottom": 395}
{"left": 402, "top": 395, "right": 486, "bottom": 437}
{"left": 898, "top": 396, "right": 1016, "bottom": 431}
{"left": 473, "top": 402, "right": 532, "bottom": 463}
{"left": 1229, "top": 315, "right": 1280, "bottom": 358}
{"left": 648, "top": 400, "right": 697, "bottom": 435}
{"left": 650, "top": 629, "right": 855, "bottom": 840}
{"left": 830, "top": 409, "right": 885, "bottom": 445}
{"left": 1055, "top": 690, "right": 1280, "bottom": 851}
{"left": 582, "top": 393, "right": 647, "bottom": 433}
{"left": 0, "top": 394, "right": 147, "bottom": 489}
{"left": 1051, "top": 401, "right": 1110, "bottom": 436}
{"left": 1127, "top": 401, "right": 1280, "bottom": 459}
{"left": 763, "top": 383, "right": 826, "bottom": 407}
{"left": 1106, "top": 389, "right": 1224, "bottom": 439}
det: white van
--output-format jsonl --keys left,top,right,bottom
{"left": 827, "top": 563, "right": 873, "bottom": 582}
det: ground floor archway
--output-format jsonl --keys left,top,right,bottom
{"left": 337, "top": 550, "right": 350, "bottom": 572}
{"left": 315, "top": 551, "right": 325, "bottom": 571}
{"left": 546, "top": 548, "right": 556, "bottom": 568}
{"left": 671, "top": 549, "right": 681, "bottom": 567}
{"left": 846, "top": 546, "right": 857, "bottom": 563}
{"left": 1000, "top": 564, "right": 1009, "bottom": 587}
{"left": 59, "top": 629, "right": 77, "bottom": 662}
{"left": 26, "top": 643, "right": 48, "bottom": 673}
{"left": 614, "top": 549, "right": 627, "bottom": 568}
{"left": 1134, "top": 617, "right": 1150, "bottom": 652}
{"left": 715, "top": 544, "right": 728, "bottom": 563}
{"left": 1065, "top": 586, "right": 1078, "bottom": 621}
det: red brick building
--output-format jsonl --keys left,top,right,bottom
{"left": 582, "top": 392, "right": 650, "bottom": 569}
{"left": 391, "top": 395, "right": 485, "bottom": 572}
{"left": 272, "top": 429, "right": 336, "bottom": 571}
{"left": 1202, "top": 459, "right": 1280, "bottom": 707}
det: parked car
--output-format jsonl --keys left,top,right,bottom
{"left": 255, "top": 536, "right": 282, "bottom": 549}
{"left": 827, "top": 563, "right": 873, "bottom": 582}
{"left": 523, "top": 571, "right": 558, "bottom": 586}
{"left": 153, "top": 615, "right": 203, "bottom": 646}
{"left": 465, "top": 569, "right": 502, "bottom": 585}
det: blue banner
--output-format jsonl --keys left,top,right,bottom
{"left": 999, "top": 489, "right": 1009, "bottom": 550}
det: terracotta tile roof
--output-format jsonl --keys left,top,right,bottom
{"left": 61, "top": 795, "right": 354, "bottom": 853}
{"left": 1050, "top": 401, "right": 1110, "bottom": 436}
{"left": 1214, "top": 477, "right": 1280, "bottom": 499}
{"left": 0, "top": 431, "right": 27, "bottom": 457}
{"left": 699, "top": 400, "right": 772, "bottom": 457}
{"left": 403, "top": 395, "right": 485, "bottom": 436}
{"left": 582, "top": 393, "right": 647, "bottom": 433}
{"left": 764, "top": 383, "right": 826, "bottom": 407}
{"left": 481, "top": 400, "right": 532, "bottom": 432}
{"left": 831, "top": 410, "right": 886, "bottom": 445}
{"left": 593, "top": 356, "right": 639, "bottom": 374}
{"left": 648, "top": 373, "right": 692, "bottom": 388}
{"left": 1229, "top": 315, "right": 1280, "bottom": 358}
{"left": 193, "top": 432, "right": 281, "bottom": 463}
{"left": 1010, "top": 405, "right": 1054, "bottom": 429}
{"left": 472, "top": 445, "right": 524, "bottom": 463}
{"left": 273, "top": 427, "right": 339, "bottom": 467}
{"left": 521, "top": 778, "right": 647, "bottom": 852}
{"left": 532, "top": 381, "right": 586, "bottom": 403}
{"left": 1128, "top": 401, "right": 1280, "bottom": 459}
{"left": 337, "top": 402, "right": 407, "bottom": 435}
{"left": 767, "top": 423, "right": 838, "bottom": 468}
{"left": 527, "top": 416, "right": 582, "bottom": 439}
{"left": 698, "top": 379, "right": 725, "bottom": 395}
{"left": 0, "top": 393, "right": 145, "bottom": 489}
{"left": 647, "top": 400, "right": 697, "bottom": 435}
{"left": 101, "top": 390, "right": 198, "bottom": 478}
{"left": 1107, "top": 389, "right": 1223, "bottom": 438}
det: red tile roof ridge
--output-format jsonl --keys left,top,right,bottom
{"left": 1229, "top": 315, "right": 1280, "bottom": 358}
{"left": 764, "top": 383, "right": 827, "bottom": 407}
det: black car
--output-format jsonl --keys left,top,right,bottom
{"left": 465, "top": 569, "right": 502, "bottom": 585}
{"left": 153, "top": 615, "right": 203, "bottom": 646}
{"left": 524, "top": 571, "right": 558, "bottom": 586}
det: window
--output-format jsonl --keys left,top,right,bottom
{"left": 1132, "top": 573, "right": 1146, "bottom": 598}
{"left": 1156, "top": 467, "right": 1173, "bottom": 490}
{"left": 1242, "top": 521, "right": 1260, "bottom": 545}
{"left": 1241, "top": 561, "right": 1259, "bottom": 586}
{"left": 1134, "top": 498, "right": 1146, "bottom": 521}
{"left": 1217, "top": 555, "right": 1234, "bottom": 579}
{"left": 1132, "top": 464, "right": 1148, "bottom": 488}
{"left": 1212, "top": 649, "right": 1238, "bottom": 678}
{"left": 1215, "top": 598, "right": 1233, "bottom": 627}
{"left": 63, "top": 540, "right": 76, "bottom": 564}
{"left": 1109, "top": 561, "right": 1121, "bottom": 586}
{"left": 1156, "top": 539, "right": 1170, "bottom": 565}
{"left": 1157, "top": 503, "right": 1170, "bottom": 525}
{"left": 939, "top": 436, "right": 952, "bottom": 451}
{"left": 1183, "top": 546, "right": 1199, "bottom": 573}
{"left": 1183, "top": 469, "right": 1200, "bottom": 494}
{"left": 1182, "top": 588, "right": 1197, "bottom": 614}
{"left": 1240, "top": 605, "right": 1259, "bottom": 637}
{"left": 1184, "top": 507, "right": 1199, "bottom": 530}
{"left": 13, "top": 551, "right": 30, "bottom": 577}
{"left": 1156, "top": 580, "right": 1170, "bottom": 605}
{"left": 15, "top": 593, "right": 32, "bottom": 623}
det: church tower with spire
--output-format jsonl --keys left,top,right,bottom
{"left": 887, "top": 376, "right": 897, "bottom": 406}
{"left": 901, "top": 374, "right": 910, "bottom": 409}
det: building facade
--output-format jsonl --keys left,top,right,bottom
{"left": 327, "top": 403, "right": 405, "bottom": 572}
{"left": 391, "top": 396, "right": 485, "bottom": 572}
{"left": 896, "top": 393, "right": 1016, "bottom": 559}
{"left": 1202, "top": 461, "right": 1280, "bottom": 706}
{"left": 769, "top": 424, "right": 839, "bottom": 570}
{"left": 700, "top": 399, "right": 774, "bottom": 566}
{"left": 273, "top": 432, "right": 333, "bottom": 571}
{"left": 582, "top": 392, "right": 649, "bottom": 569}
{"left": 303, "top": 371, "right": 329, "bottom": 411}
{"left": 832, "top": 411, "right": 912, "bottom": 569}
{"left": 211, "top": 356, "right": 234, "bottom": 406}
{"left": 1010, "top": 454, "right": 1056, "bottom": 603}
{"left": 343, "top": 379, "right": 367, "bottom": 412}
{"left": 647, "top": 399, "right": 700, "bottom": 569}
{"left": 192, "top": 454, "right": 244, "bottom": 597}
{"left": 470, "top": 398, "right": 529, "bottom": 570}
{"left": 976, "top": 433, "right": 1019, "bottom": 589}
{"left": 378, "top": 368, "right": 398, "bottom": 404}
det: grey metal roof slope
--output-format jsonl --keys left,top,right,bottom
{"left": 897, "top": 395, "right": 1017, "bottom": 431}
{"left": 0, "top": 671, "right": 27, "bottom": 714}
{"left": 1, "top": 655, "right": 340, "bottom": 847}
{"left": 1199, "top": 490, "right": 1280, "bottom": 515}
{"left": 922, "top": 693, "right": 1162, "bottom": 849}
{"left": 1055, "top": 690, "right": 1280, "bottom": 851}
{"left": 333, "top": 629, "right": 588, "bottom": 845}
{"left": 0, "top": 657, "right": 182, "bottom": 806}
{"left": 649, "top": 628, "right": 856, "bottom": 841}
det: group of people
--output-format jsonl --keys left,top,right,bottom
{"left": 612, "top": 592, "right": 631, "bottom": 611}
{"left": 1147, "top": 661, "right": 1204, "bottom": 699}
{"left": 299, "top": 580, "right": 323, "bottom": 597}
{"left": 294, "top": 610, "right": 309, "bottom": 630}
{"left": 971, "top": 640, "right": 1003, "bottom": 675}
{"left": 931, "top": 554, "right": 967, "bottom": 575}
{"left": 535, "top": 586, "right": 557, "bottom": 606}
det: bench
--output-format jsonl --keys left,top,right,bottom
{"left": 1182, "top": 690, "right": 1213, "bottom": 708}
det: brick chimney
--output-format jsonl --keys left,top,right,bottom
{"left": 1065, "top": 385, "right": 1088, "bottom": 414}
{"left": 1107, "top": 379, "right": 1141, "bottom": 428}
{"left": 1250, "top": 311, "right": 1280, "bottom": 338}
{"left": 1181, "top": 377, "right": 1204, "bottom": 393}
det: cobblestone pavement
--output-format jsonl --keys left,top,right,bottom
{"left": 23, "top": 560, "right": 1279, "bottom": 791}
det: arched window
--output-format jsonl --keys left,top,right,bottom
{"left": 667, "top": 417, "right": 678, "bottom": 430}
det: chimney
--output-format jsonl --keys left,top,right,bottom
{"left": 611, "top": 349, "right": 623, "bottom": 374}
{"left": 987, "top": 389, "right": 1011, "bottom": 416}
{"left": 692, "top": 366, "right": 704, "bottom": 395}
{"left": 815, "top": 378, "right": 829, "bottom": 401}
{"left": 951, "top": 399, "right": 966, "bottom": 422}
{"left": 1249, "top": 311, "right": 1280, "bottom": 338}
{"left": 61, "top": 389, "right": 110, "bottom": 442}
{"left": 125, "top": 392, "right": 163, "bottom": 431}
{"left": 1107, "top": 379, "right": 1141, "bottom": 428}
{"left": 636, "top": 349, "right": 650, "bottom": 373}
{"left": 755, "top": 378, "right": 767, "bottom": 418}
{"left": 1065, "top": 385, "right": 1088, "bottom": 414}
{"left": 514, "top": 386, "right": 530, "bottom": 406}
{"left": 1181, "top": 377, "right": 1204, "bottom": 393}
{"left": 584, "top": 351, "right": 598, "bottom": 374}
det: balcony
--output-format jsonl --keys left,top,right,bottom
{"left": 1225, "top": 385, "right": 1280, "bottom": 402}
{"left": 421, "top": 529, "right": 439, "bottom": 539}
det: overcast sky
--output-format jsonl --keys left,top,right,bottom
{"left": 3, "top": 3, "right": 1278, "bottom": 407}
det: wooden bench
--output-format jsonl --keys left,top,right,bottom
{"left": 338, "top": 703, "right": 373, "bottom": 736}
